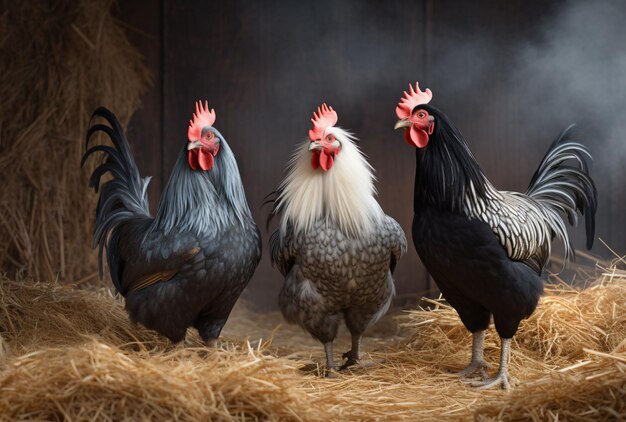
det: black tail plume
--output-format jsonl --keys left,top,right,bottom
{"left": 82, "top": 107, "right": 151, "bottom": 279}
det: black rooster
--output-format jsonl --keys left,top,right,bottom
{"left": 82, "top": 102, "right": 261, "bottom": 343}
{"left": 393, "top": 83, "right": 597, "bottom": 389}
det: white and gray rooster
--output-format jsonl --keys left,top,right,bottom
{"left": 269, "top": 104, "right": 407, "bottom": 377}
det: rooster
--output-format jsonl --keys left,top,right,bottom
{"left": 269, "top": 104, "right": 407, "bottom": 377}
{"left": 82, "top": 102, "right": 261, "bottom": 343}
{"left": 393, "top": 83, "right": 597, "bottom": 389}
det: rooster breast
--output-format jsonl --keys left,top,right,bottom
{"left": 413, "top": 205, "right": 543, "bottom": 339}
{"left": 271, "top": 215, "right": 405, "bottom": 341}
{"left": 121, "top": 219, "right": 261, "bottom": 342}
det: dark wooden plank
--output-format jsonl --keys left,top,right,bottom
{"left": 425, "top": 0, "right": 562, "bottom": 192}
{"left": 122, "top": 0, "right": 625, "bottom": 311}
{"left": 116, "top": 0, "right": 164, "bottom": 215}
{"left": 162, "top": 0, "right": 430, "bottom": 308}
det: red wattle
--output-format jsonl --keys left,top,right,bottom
{"left": 311, "top": 150, "right": 320, "bottom": 170}
{"left": 310, "top": 148, "right": 338, "bottom": 171}
{"left": 403, "top": 128, "right": 413, "bottom": 146}
{"left": 188, "top": 150, "right": 199, "bottom": 170}
{"left": 198, "top": 149, "right": 214, "bottom": 170}
{"left": 319, "top": 149, "right": 334, "bottom": 171}
{"left": 409, "top": 125, "right": 429, "bottom": 148}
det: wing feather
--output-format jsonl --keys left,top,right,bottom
{"left": 464, "top": 183, "right": 553, "bottom": 272}
{"left": 116, "top": 221, "right": 202, "bottom": 295}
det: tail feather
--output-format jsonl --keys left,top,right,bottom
{"left": 527, "top": 125, "right": 598, "bottom": 260}
{"left": 82, "top": 107, "right": 151, "bottom": 280}
{"left": 263, "top": 189, "right": 279, "bottom": 232}
{"left": 85, "top": 111, "right": 136, "bottom": 168}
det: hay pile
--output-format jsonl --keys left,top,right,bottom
{"left": 0, "top": 262, "right": 624, "bottom": 421}
{"left": 0, "top": 0, "right": 149, "bottom": 282}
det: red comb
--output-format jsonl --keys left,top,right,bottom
{"left": 188, "top": 100, "right": 216, "bottom": 141}
{"left": 308, "top": 103, "right": 338, "bottom": 141}
{"left": 395, "top": 82, "right": 432, "bottom": 119}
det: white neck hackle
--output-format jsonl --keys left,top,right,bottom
{"left": 275, "top": 127, "right": 383, "bottom": 238}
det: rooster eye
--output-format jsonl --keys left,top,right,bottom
{"left": 326, "top": 135, "right": 333, "bottom": 142}
{"left": 418, "top": 112, "right": 426, "bottom": 118}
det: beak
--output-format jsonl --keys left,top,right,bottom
{"left": 394, "top": 119, "right": 411, "bottom": 130}
{"left": 187, "top": 140, "right": 201, "bottom": 150}
{"left": 309, "top": 141, "right": 323, "bottom": 151}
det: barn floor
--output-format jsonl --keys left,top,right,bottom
{"left": 0, "top": 264, "right": 624, "bottom": 421}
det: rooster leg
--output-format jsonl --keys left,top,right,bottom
{"left": 339, "top": 334, "right": 361, "bottom": 370}
{"left": 471, "top": 337, "right": 511, "bottom": 390}
{"left": 458, "top": 330, "right": 488, "bottom": 379}
{"left": 324, "top": 342, "right": 337, "bottom": 378}
{"left": 204, "top": 338, "right": 218, "bottom": 348}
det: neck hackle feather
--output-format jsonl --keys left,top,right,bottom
{"left": 274, "top": 127, "right": 383, "bottom": 238}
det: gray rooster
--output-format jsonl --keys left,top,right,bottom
{"left": 83, "top": 102, "right": 261, "bottom": 343}
{"left": 269, "top": 104, "right": 407, "bottom": 376}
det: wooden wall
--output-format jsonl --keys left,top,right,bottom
{"left": 117, "top": 0, "right": 625, "bottom": 309}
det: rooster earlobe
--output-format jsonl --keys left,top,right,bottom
{"left": 409, "top": 125, "right": 430, "bottom": 148}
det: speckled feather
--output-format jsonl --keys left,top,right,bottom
{"left": 270, "top": 217, "right": 405, "bottom": 343}
{"left": 270, "top": 129, "right": 406, "bottom": 345}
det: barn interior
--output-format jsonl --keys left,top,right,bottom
{"left": 0, "top": 0, "right": 624, "bottom": 420}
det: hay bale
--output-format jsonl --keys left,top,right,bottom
{"left": 0, "top": 0, "right": 150, "bottom": 282}
{"left": 0, "top": 267, "right": 624, "bottom": 420}
{"left": 0, "top": 275, "right": 330, "bottom": 421}
{"left": 0, "top": 332, "right": 7, "bottom": 367}
{"left": 0, "top": 276, "right": 171, "bottom": 354}
{"left": 0, "top": 342, "right": 323, "bottom": 421}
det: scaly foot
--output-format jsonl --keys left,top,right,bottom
{"left": 468, "top": 337, "right": 513, "bottom": 390}
{"left": 323, "top": 342, "right": 337, "bottom": 378}
{"left": 458, "top": 359, "right": 489, "bottom": 379}
{"left": 470, "top": 372, "right": 510, "bottom": 390}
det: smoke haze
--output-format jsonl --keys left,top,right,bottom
{"left": 420, "top": 0, "right": 626, "bottom": 253}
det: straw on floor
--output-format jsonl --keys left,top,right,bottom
{"left": 0, "top": 1, "right": 624, "bottom": 420}
{"left": 0, "top": 260, "right": 623, "bottom": 421}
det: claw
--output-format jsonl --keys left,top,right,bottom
{"left": 339, "top": 351, "right": 359, "bottom": 371}
{"left": 458, "top": 359, "right": 489, "bottom": 379}
{"left": 339, "top": 358, "right": 359, "bottom": 371}
{"left": 470, "top": 373, "right": 510, "bottom": 391}
{"left": 467, "top": 337, "right": 513, "bottom": 391}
